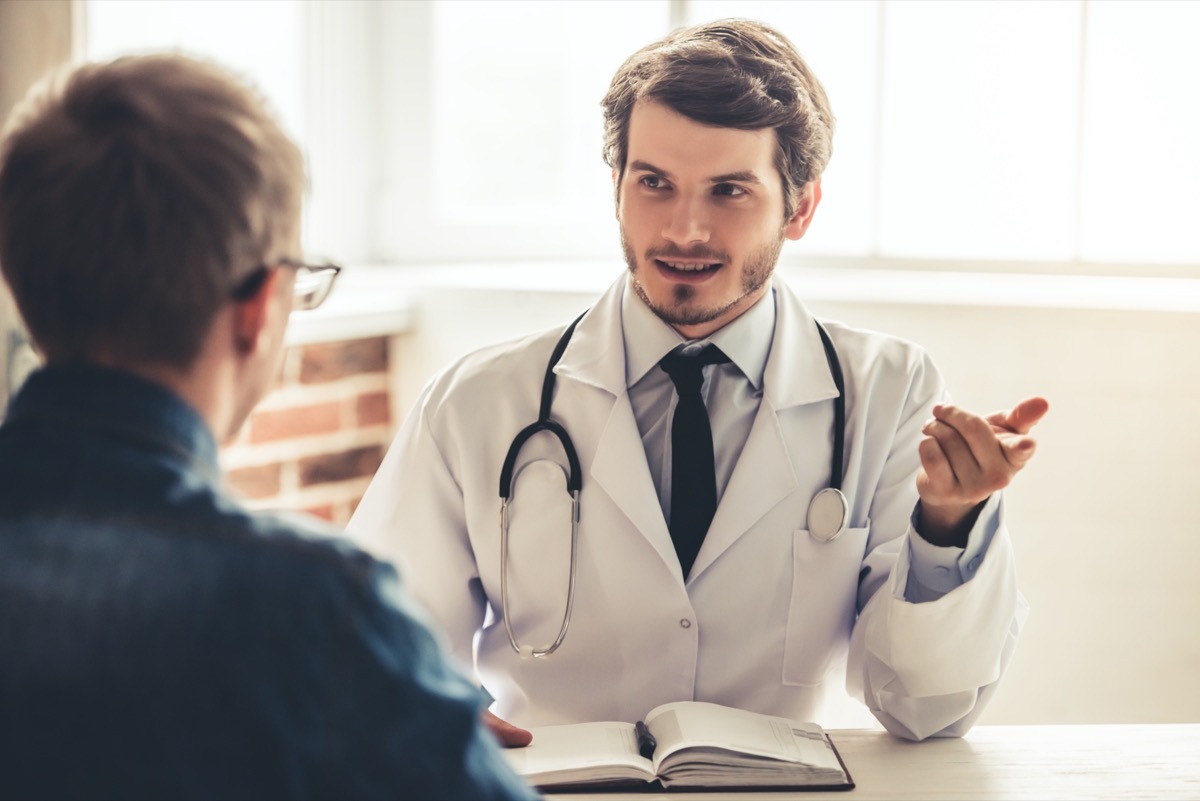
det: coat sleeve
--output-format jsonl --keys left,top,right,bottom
{"left": 347, "top": 380, "right": 487, "bottom": 676}
{"left": 844, "top": 348, "right": 1029, "bottom": 741}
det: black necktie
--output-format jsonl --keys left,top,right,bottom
{"left": 660, "top": 345, "right": 730, "bottom": 579}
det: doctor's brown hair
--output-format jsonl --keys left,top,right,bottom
{"left": 0, "top": 54, "right": 305, "bottom": 367}
{"left": 601, "top": 18, "right": 834, "bottom": 220}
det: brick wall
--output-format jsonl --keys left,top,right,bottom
{"left": 220, "top": 336, "right": 395, "bottom": 527}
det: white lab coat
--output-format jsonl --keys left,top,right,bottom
{"left": 349, "top": 275, "right": 1027, "bottom": 741}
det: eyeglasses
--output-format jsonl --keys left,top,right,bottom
{"left": 230, "top": 258, "right": 343, "bottom": 311}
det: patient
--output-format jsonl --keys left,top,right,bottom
{"left": 0, "top": 54, "right": 535, "bottom": 800}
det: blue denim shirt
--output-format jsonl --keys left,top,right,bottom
{"left": 0, "top": 366, "right": 538, "bottom": 801}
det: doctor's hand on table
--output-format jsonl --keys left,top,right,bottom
{"left": 915, "top": 396, "right": 1050, "bottom": 548}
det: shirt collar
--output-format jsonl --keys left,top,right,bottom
{"left": 4, "top": 364, "right": 221, "bottom": 480}
{"left": 621, "top": 276, "right": 776, "bottom": 391}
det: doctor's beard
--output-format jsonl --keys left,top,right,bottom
{"left": 620, "top": 224, "right": 786, "bottom": 329}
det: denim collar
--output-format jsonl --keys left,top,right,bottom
{"left": 5, "top": 364, "right": 220, "bottom": 481}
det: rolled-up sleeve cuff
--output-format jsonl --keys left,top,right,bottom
{"left": 906, "top": 493, "right": 1003, "bottom": 599}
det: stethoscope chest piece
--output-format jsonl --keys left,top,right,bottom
{"left": 808, "top": 487, "right": 848, "bottom": 543}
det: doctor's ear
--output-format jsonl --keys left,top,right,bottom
{"left": 784, "top": 180, "right": 822, "bottom": 241}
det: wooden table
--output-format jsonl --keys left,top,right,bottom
{"left": 544, "top": 724, "right": 1200, "bottom": 800}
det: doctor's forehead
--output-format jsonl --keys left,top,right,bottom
{"left": 625, "top": 100, "right": 780, "bottom": 183}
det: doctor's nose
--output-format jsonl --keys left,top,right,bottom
{"left": 661, "top": 198, "right": 711, "bottom": 247}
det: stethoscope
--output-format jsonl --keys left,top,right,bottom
{"left": 498, "top": 312, "right": 848, "bottom": 659}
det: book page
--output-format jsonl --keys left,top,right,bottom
{"left": 500, "top": 721, "right": 654, "bottom": 787}
{"left": 643, "top": 701, "right": 842, "bottom": 773}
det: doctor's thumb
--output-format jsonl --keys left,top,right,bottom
{"left": 1008, "top": 396, "right": 1050, "bottom": 433}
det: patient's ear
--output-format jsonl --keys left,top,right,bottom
{"left": 231, "top": 267, "right": 283, "bottom": 355}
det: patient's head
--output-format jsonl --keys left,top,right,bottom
{"left": 0, "top": 54, "right": 306, "bottom": 370}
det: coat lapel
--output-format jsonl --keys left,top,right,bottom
{"left": 688, "top": 397, "right": 798, "bottom": 579}
{"left": 554, "top": 277, "right": 683, "bottom": 582}
{"left": 590, "top": 395, "right": 681, "bottom": 579}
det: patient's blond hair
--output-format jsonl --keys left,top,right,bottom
{"left": 0, "top": 54, "right": 306, "bottom": 367}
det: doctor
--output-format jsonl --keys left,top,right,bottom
{"left": 350, "top": 19, "right": 1047, "bottom": 744}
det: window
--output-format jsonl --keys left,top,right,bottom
{"left": 379, "top": 0, "right": 1200, "bottom": 272}
{"left": 1078, "top": 1, "right": 1200, "bottom": 264}
{"left": 82, "top": 0, "right": 366, "bottom": 262}
{"left": 84, "top": 0, "right": 1200, "bottom": 274}
{"left": 872, "top": 1, "right": 1082, "bottom": 262}
{"left": 374, "top": 0, "right": 671, "bottom": 263}
{"left": 85, "top": 0, "right": 306, "bottom": 140}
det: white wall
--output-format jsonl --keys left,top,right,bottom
{"left": 391, "top": 267, "right": 1200, "bottom": 726}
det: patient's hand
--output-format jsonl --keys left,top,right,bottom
{"left": 483, "top": 709, "right": 533, "bottom": 748}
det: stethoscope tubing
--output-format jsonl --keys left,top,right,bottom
{"left": 497, "top": 310, "right": 847, "bottom": 657}
{"left": 815, "top": 320, "right": 846, "bottom": 492}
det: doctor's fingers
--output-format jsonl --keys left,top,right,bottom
{"left": 932, "top": 403, "right": 1000, "bottom": 446}
{"left": 921, "top": 418, "right": 1021, "bottom": 497}
{"left": 998, "top": 435, "right": 1038, "bottom": 469}
{"left": 934, "top": 403, "right": 1040, "bottom": 471}
{"left": 930, "top": 404, "right": 1018, "bottom": 470}
{"left": 917, "top": 436, "right": 963, "bottom": 498}
{"left": 984, "top": 396, "right": 1050, "bottom": 435}
{"left": 916, "top": 436, "right": 994, "bottom": 508}
{"left": 922, "top": 415, "right": 983, "bottom": 475}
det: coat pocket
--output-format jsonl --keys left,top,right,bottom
{"left": 781, "top": 524, "right": 870, "bottom": 686}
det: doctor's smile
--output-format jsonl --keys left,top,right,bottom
{"left": 648, "top": 248, "right": 730, "bottom": 286}
{"left": 655, "top": 257, "right": 723, "bottom": 276}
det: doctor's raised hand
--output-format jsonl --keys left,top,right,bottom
{"left": 915, "top": 397, "right": 1050, "bottom": 547}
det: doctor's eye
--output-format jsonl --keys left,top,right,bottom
{"left": 639, "top": 174, "right": 671, "bottom": 191}
{"left": 712, "top": 183, "right": 748, "bottom": 198}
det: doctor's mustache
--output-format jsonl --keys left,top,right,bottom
{"left": 644, "top": 246, "right": 732, "bottom": 264}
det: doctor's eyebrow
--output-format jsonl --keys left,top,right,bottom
{"left": 708, "top": 170, "right": 762, "bottom": 185}
{"left": 627, "top": 160, "right": 762, "bottom": 186}
{"left": 629, "top": 160, "right": 670, "bottom": 178}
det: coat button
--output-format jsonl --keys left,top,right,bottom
{"left": 679, "top": 619, "right": 692, "bottom": 629}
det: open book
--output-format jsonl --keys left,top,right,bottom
{"left": 501, "top": 701, "right": 854, "bottom": 791}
